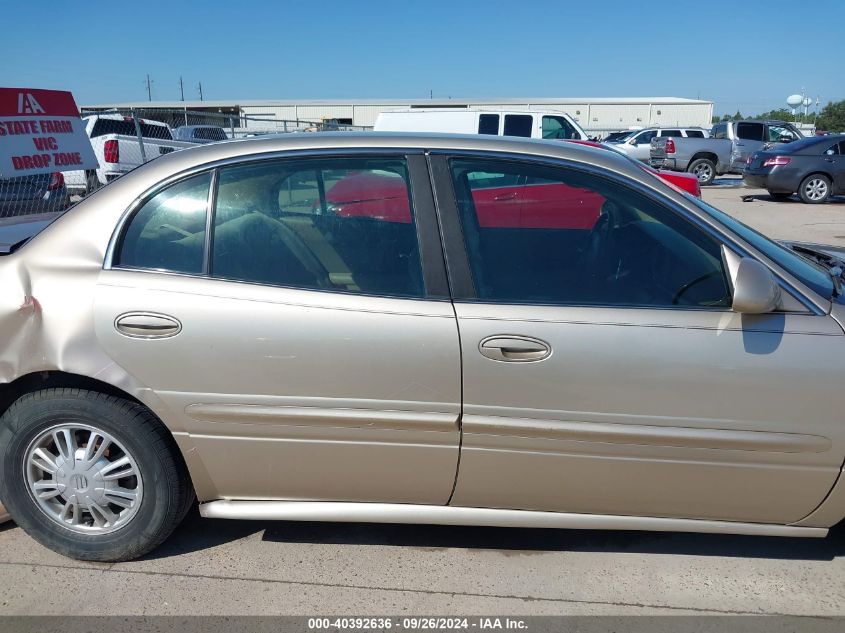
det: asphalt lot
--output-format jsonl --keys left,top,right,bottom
{"left": 1, "top": 177, "right": 844, "bottom": 616}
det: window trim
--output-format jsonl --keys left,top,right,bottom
{"left": 428, "top": 149, "right": 825, "bottom": 314}
{"left": 105, "top": 148, "right": 450, "bottom": 301}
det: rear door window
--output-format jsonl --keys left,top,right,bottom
{"left": 712, "top": 124, "right": 728, "bottom": 139}
{"left": 478, "top": 114, "right": 500, "bottom": 135}
{"left": 662, "top": 130, "right": 683, "bottom": 137}
{"left": 736, "top": 122, "right": 765, "bottom": 141}
{"left": 503, "top": 115, "right": 533, "bottom": 138}
{"left": 211, "top": 157, "right": 425, "bottom": 297}
{"left": 115, "top": 172, "right": 211, "bottom": 273}
{"left": 685, "top": 130, "right": 705, "bottom": 138}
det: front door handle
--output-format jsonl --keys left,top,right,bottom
{"left": 115, "top": 312, "right": 182, "bottom": 338}
{"left": 479, "top": 336, "right": 551, "bottom": 362}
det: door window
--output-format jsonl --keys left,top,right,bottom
{"left": 767, "top": 125, "right": 799, "bottom": 143}
{"left": 449, "top": 158, "right": 731, "bottom": 308}
{"left": 478, "top": 114, "right": 500, "bottom": 135}
{"left": 115, "top": 172, "right": 211, "bottom": 273}
{"left": 503, "top": 115, "right": 533, "bottom": 138}
{"left": 211, "top": 157, "right": 425, "bottom": 297}
{"left": 634, "top": 130, "right": 657, "bottom": 145}
{"left": 686, "top": 130, "right": 705, "bottom": 138}
{"left": 736, "top": 122, "right": 764, "bottom": 141}
{"left": 824, "top": 142, "right": 840, "bottom": 156}
{"left": 662, "top": 130, "right": 683, "bottom": 137}
{"left": 541, "top": 115, "right": 578, "bottom": 140}
{"left": 712, "top": 124, "right": 728, "bottom": 139}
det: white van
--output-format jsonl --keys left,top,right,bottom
{"left": 374, "top": 109, "right": 588, "bottom": 141}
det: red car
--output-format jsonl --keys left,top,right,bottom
{"left": 566, "top": 139, "right": 701, "bottom": 198}
{"left": 325, "top": 142, "right": 700, "bottom": 230}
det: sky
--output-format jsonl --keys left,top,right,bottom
{"left": 2, "top": 0, "right": 843, "bottom": 116}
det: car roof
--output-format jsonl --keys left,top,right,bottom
{"left": 123, "top": 131, "right": 646, "bottom": 184}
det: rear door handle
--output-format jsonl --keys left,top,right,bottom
{"left": 479, "top": 336, "right": 551, "bottom": 362}
{"left": 115, "top": 312, "right": 182, "bottom": 338}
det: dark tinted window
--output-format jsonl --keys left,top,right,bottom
{"left": 662, "top": 130, "right": 683, "bottom": 137}
{"left": 686, "top": 130, "right": 705, "bottom": 138}
{"left": 736, "top": 122, "right": 764, "bottom": 141}
{"left": 450, "top": 158, "right": 730, "bottom": 308}
{"left": 839, "top": 140, "right": 845, "bottom": 155}
{"left": 712, "top": 124, "right": 728, "bottom": 139}
{"left": 503, "top": 115, "right": 533, "bottom": 138}
{"left": 116, "top": 173, "right": 210, "bottom": 273}
{"left": 824, "top": 143, "right": 840, "bottom": 156}
{"left": 90, "top": 118, "right": 173, "bottom": 140}
{"left": 478, "top": 114, "right": 499, "bottom": 135}
{"left": 194, "top": 127, "right": 227, "bottom": 141}
{"left": 211, "top": 157, "right": 424, "bottom": 297}
{"left": 542, "top": 115, "right": 578, "bottom": 140}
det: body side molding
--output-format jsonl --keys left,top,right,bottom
{"left": 198, "top": 500, "right": 828, "bottom": 538}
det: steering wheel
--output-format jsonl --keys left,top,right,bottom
{"left": 672, "top": 270, "right": 723, "bottom": 305}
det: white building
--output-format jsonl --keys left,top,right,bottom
{"left": 82, "top": 97, "right": 714, "bottom": 136}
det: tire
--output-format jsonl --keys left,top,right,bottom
{"left": 768, "top": 191, "right": 792, "bottom": 201}
{"left": 687, "top": 158, "right": 716, "bottom": 186}
{"left": 798, "top": 174, "right": 831, "bottom": 204}
{"left": 84, "top": 171, "right": 100, "bottom": 196}
{"left": 0, "top": 388, "right": 194, "bottom": 562}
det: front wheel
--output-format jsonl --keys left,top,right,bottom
{"left": 688, "top": 158, "right": 716, "bottom": 186}
{"left": 0, "top": 389, "right": 194, "bottom": 562}
{"left": 798, "top": 175, "right": 831, "bottom": 204}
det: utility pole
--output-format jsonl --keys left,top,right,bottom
{"left": 197, "top": 82, "right": 204, "bottom": 101}
{"left": 144, "top": 74, "right": 153, "bottom": 101}
{"left": 179, "top": 76, "right": 185, "bottom": 101}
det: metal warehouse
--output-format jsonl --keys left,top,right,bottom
{"left": 81, "top": 97, "right": 714, "bottom": 136}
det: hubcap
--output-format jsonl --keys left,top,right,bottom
{"left": 24, "top": 424, "right": 143, "bottom": 534}
{"left": 693, "top": 163, "right": 713, "bottom": 183}
{"left": 805, "top": 179, "right": 828, "bottom": 201}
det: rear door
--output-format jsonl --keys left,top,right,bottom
{"left": 431, "top": 153, "right": 845, "bottom": 525}
{"left": 95, "top": 153, "right": 462, "bottom": 504}
{"left": 733, "top": 122, "right": 766, "bottom": 168}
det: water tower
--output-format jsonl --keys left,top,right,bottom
{"left": 786, "top": 94, "right": 803, "bottom": 115}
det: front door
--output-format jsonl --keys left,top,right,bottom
{"left": 94, "top": 154, "right": 461, "bottom": 504}
{"left": 435, "top": 154, "right": 844, "bottom": 525}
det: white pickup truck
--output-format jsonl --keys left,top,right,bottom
{"left": 64, "top": 114, "right": 196, "bottom": 193}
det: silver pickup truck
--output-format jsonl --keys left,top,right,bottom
{"left": 650, "top": 120, "right": 803, "bottom": 185}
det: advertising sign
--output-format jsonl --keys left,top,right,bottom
{"left": 0, "top": 88, "right": 97, "bottom": 177}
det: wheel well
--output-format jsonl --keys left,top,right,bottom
{"left": 0, "top": 371, "right": 143, "bottom": 421}
{"left": 690, "top": 153, "right": 718, "bottom": 165}
{"left": 801, "top": 171, "right": 833, "bottom": 183}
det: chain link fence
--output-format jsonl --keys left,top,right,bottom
{"left": 0, "top": 107, "right": 371, "bottom": 220}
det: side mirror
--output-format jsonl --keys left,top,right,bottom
{"left": 726, "top": 250, "right": 781, "bottom": 313}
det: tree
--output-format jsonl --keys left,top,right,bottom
{"left": 816, "top": 100, "right": 845, "bottom": 132}
{"left": 731, "top": 110, "right": 744, "bottom": 121}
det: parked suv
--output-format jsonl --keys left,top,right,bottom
{"left": 609, "top": 128, "right": 709, "bottom": 162}
{"left": 651, "top": 120, "right": 803, "bottom": 185}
